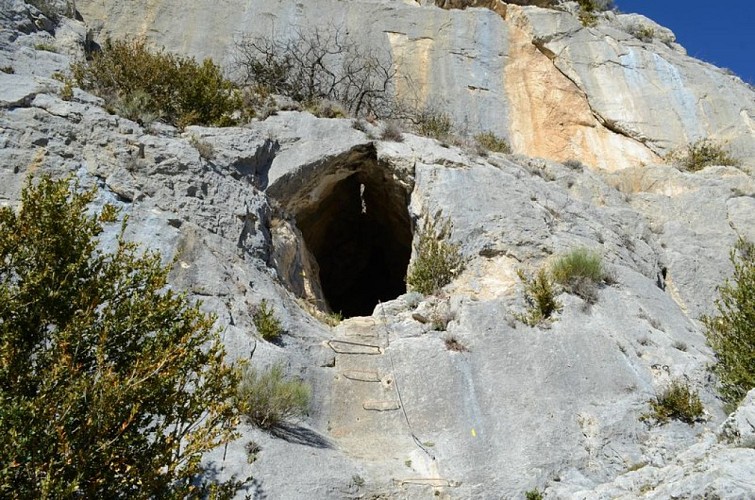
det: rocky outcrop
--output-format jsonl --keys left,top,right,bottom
{"left": 76, "top": 0, "right": 755, "bottom": 170}
{"left": 2, "top": 2, "right": 754, "bottom": 498}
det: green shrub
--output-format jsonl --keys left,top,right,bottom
{"left": 406, "top": 216, "right": 464, "bottom": 295}
{"left": 643, "top": 379, "right": 704, "bottom": 425}
{"left": 236, "top": 363, "right": 311, "bottom": 429}
{"left": 72, "top": 38, "right": 240, "bottom": 128}
{"left": 525, "top": 488, "right": 544, "bottom": 500}
{"left": 474, "top": 131, "right": 511, "bottom": 154}
{"left": 253, "top": 299, "right": 283, "bottom": 341}
{"left": 703, "top": 239, "right": 755, "bottom": 405}
{"left": 668, "top": 138, "right": 740, "bottom": 171}
{"left": 516, "top": 268, "right": 562, "bottom": 326}
{"left": 0, "top": 176, "right": 241, "bottom": 497}
{"left": 550, "top": 247, "right": 606, "bottom": 303}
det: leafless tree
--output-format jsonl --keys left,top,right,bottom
{"left": 234, "top": 24, "right": 397, "bottom": 118}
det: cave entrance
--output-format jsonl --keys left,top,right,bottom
{"left": 287, "top": 147, "right": 412, "bottom": 318}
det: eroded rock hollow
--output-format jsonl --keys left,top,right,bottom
{"left": 278, "top": 147, "right": 413, "bottom": 317}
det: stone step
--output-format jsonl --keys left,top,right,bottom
{"left": 342, "top": 369, "right": 381, "bottom": 382}
{"left": 328, "top": 339, "right": 382, "bottom": 355}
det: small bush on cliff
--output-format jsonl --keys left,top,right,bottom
{"left": 0, "top": 176, "right": 241, "bottom": 497}
{"left": 406, "top": 215, "right": 464, "bottom": 295}
{"left": 642, "top": 379, "right": 704, "bottom": 425}
{"left": 703, "top": 239, "right": 755, "bottom": 406}
{"left": 516, "top": 268, "right": 562, "bottom": 326}
{"left": 72, "top": 39, "right": 240, "bottom": 128}
{"left": 667, "top": 138, "right": 740, "bottom": 172}
{"left": 551, "top": 247, "right": 607, "bottom": 303}
{"left": 236, "top": 363, "right": 311, "bottom": 429}
{"left": 253, "top": 299, "right": 283, "bottom": 342}
{"left": 474, "top": 131, "right": 511, "bottom": 154}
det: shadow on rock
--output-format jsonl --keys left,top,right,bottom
{"left": 270, "top": 422, "right": 332, "bottom": 449}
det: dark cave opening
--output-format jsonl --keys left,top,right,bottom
{"left": 295, "top": 160, "right": 412, "bottom": 318}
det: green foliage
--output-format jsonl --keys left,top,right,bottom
{"left": 236, "top": 363, "right": 311, "bottom": 429}
{"left": 550, "top": 247, "right": 606, "bottom": 303}
{"left": 474, "top": 131, "right": 512, "bottom": 154}
{"left": 516, "top": 268, "right": 562, "bottom": 326}
{"left": 525, "top": 488, "right": 544, "bottom": 500}
{"left": 34, "top": 42, "right": 58, "bottom": 53}
{"left": 406, "top": 215, "right": 464, "bottom": 295}
{"left": 0, "top": 176, "right": 241, "bottom": 497}
{"left": 253, "top": 299, "right": 283, "bottom": 341}
{"left": 668, "top": 138, "right": 740, "bottom": 171}
{"left": 703, "top": 240, "right": 755, "bottom": 405}
{"left": 72, "top": 39, "right": 240, "bottom": 128}
{"left": 643, "top": 379, "right": 704, "bottom": 425}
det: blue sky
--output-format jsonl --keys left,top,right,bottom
{"left": 616, "top": 1, "right": 755, "bottom": 84}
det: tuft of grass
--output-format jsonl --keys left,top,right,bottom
{"left": 189, "top": 134, "right": 216, "bottom": 161}
{"left": 550, "top": 247, "right": 606, "bottom": 303}
{"left": 34, "top": 42, "right": 58, "bottom": 53}
{"left": 414, "top": 110, "right": 452, "bottom": 141}
{"left": 1, "top": 66, "right": 14, "bottom": 74}
{"left": 380, "top": 121, "right": 404, "bottom": 142}
{"left": 516, "top": 268, "right": 562, "bottom": 326}
{"left": 474, "top": 131, "right": 511, "bottom": 154}
{"left": 253, "top": 299, "right": 283, "bottom": 341}
{"left": 642, "top": 379, "right": 704, "bottom": 425}
{"left": 406, "top": 215, "right": 464, "bottom": 295}
{"left": 667, "top": 138, "right": 740, "bottom": 171}
{"left": 236, "top": 363, "right": 310, "bottom": 429}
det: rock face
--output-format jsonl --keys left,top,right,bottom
{"left": 76, "top": 0, "right": 755, "bottom": 169}
{"left": 1, "top": 1, "right": 754, "bottom": 498}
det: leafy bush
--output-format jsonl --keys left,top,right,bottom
{"left": 667, "top": 138, "right": 740, "bottom": 171}
{"left": 0, "top": 176, "right": 240, "bottom": 497}
{"left": 406, "top": 215, "right": 464, "bottom": 295}
{"left": 236, "top": 363, "right": 311, "bottom": 429}
{"left": 643, "top": 379, "right": 704, "bottom": 425}
{"left": 550, "top": 247, "right": 606, "bottom": 303}
{"left": 253, "top": 299, "right": 283, "bottom": 341}
{"left": 703, "top": 239, "right": 755, "bottom": 405}
{"left": 474, "top": 131, "right": 511, "bottom": 154}
{"left": 72, "top": 39, "right": 240, "bottom": 128}
{"left": 516, "top": 268, "right": 562, "bottom": 326}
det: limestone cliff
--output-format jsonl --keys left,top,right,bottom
{"left": 76, "top": 0, "right": 755, "bottom": 170}
{"left": 1, "top": 0, "right": 754, "bottom": 498}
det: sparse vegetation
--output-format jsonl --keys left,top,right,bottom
{"left": 72, "top": 38, "right": 241, "bottom": 128}
{"left": 474, "top": 131, "right": 512, "bottom": 154}
{"left": 525, "top": 488, "right": 544, "bottom": 500}
{"left": 1, "top": 66, "right": 14, "bottom": 74}
{"left": 380, "top": 121, "right": 404, "bottom": 142}
{"left": 406, "top": 215, "right": 464, "bottom": 295}
{"left": 413, "top": 109, "right": 453, "bottom": 141}
{"left": 234, "top": 24, "right": 396, "bottom": 118}
{"left": 444, "top": 335, "right": 468, "bottom": 352}
{"left": 703, "top": 239, "right": 755, "bottom": 406}
{"left": 516, "top": 268, "right": 563, "bottom": 326}
{"left": 253, "top": 299, "right": 283, "bottom": 341}
{"left": 667, "top": 138, "right": 740, "bottom": 171}
{"left": 236, "top": 363, "right": 311, "bottom": 429}
{"left": 643, "top": 379, "right": 704, "bottom": 425}
{"left": 34, "top": 42, "right": 57, "bottom": 52}
{"left": 0, "top": 176, "right": 241, "bottom": 497}
{"left": 550, "top": 247, "right": 606, "bottom": 304}
{"left": 189, "top": 134, "right": 216, "bottom": 161}
{"left": 629, "top": 24, "right": 656, "bottom": 42}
